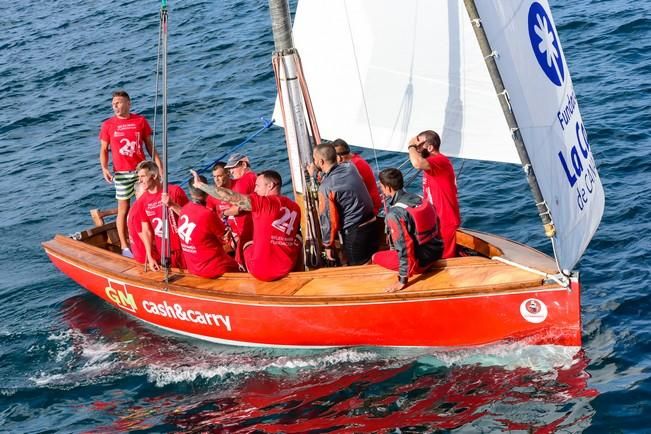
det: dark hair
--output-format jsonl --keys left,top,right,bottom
{"left": 418, "top": 130, "right": 441, "bottom": 151}
{"left": 212, "top": 161, "right": 227, "bottom": 171}
{"left": 258, "top": 170, "right": 282, "bottom": 191}
{"left": 314, "top": 143, "right": 337, "bottom": 164}
{"left": 112, "top": 90, "right": 131, "bottom": 101}
{"left": 379, "top": 168, "right": 404, "bottom": 190}
{"left": 189, "top": 174, "right": 208, "bottom": 198}
{"left": 333, "top": 138, "right": 350, "bottom": 156}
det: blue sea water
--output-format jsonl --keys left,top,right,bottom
{"left": 0, "top": 0, "right": 650, "bottom": 432}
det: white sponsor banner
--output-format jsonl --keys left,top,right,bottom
{"left": 475, "top": 0, "right": 604, "bottom": 270}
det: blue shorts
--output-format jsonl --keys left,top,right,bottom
{"left": 114, "top": 171, "right": 138, "bottom": 201}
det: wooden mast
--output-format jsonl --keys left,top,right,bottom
{"left": 268, "top": 0, "right": 323, "bottom": 269}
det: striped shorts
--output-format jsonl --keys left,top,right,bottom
{"left": 114, "top": 171, "right": 138, "bottom": 200}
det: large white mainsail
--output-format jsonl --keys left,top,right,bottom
{"left": 273, "top": 0, "right": 518, "bottom": 163}
{"left": 275, "top": 0, "right": 604, "bottom": 271}
{"left": 473, "top": 1, "right": 604, "bottom": 270}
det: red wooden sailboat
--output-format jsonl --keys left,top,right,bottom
{"left": 43, "top": 0, "right": 603, "bottom": 348}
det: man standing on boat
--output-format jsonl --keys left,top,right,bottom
{"left": 333, "top": 139, "right": 382, "bottom": 216}
{"left": 311, "top": 143, "right": 378, "bottom": 265}
{"left": 178, "top": 175, "right": 238, "bottom": 278}
{"left": 191, "top": 169, "right": 302, "bottom": 281}
{"left": 132, "top": 161, "right": 188, "bottom": 271}
{"left": 407, "top": 130, "right": 460, "bottom": 258}
{"left": 372, "top": 168, "right": 443, "bottom": 292}
{"left": 99, "top": 90, "right": 162, "bottom": 258}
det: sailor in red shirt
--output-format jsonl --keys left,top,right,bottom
{"left": 408, "top": 130, "right": 461, "bottom": 258}
{"left": 178, "top": 175, "right": 238, "bottom": 278}
{"left": 206, "top": 161, "right": 237, "bottom": 252}
{"left": 99, "top": 90, "right": 162, "bottom": 257}
{"left": 333, "top": 139, "right": 383, "bottom": 215}
{"left": 206, "top": 162, "right": 234, "bottom": 214}
{"left": 224, "top": 153, "right": 256, "bottom": 266}
{"left": 126, "top": 181, "right": 157, "bottom": 264}
{"left": 191, "top": 169, "right": 302, "bottom": 282}
{"left": 132, "top": 161, "right": 189, "bottom": 271}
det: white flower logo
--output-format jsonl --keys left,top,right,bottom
{"left": 528, "top": 2, "right": 565, "bottom": 86}
{"left": 534, "top": 13, "right": 562, "bottom": 83}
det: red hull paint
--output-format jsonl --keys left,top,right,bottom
{"left": 47, "top": 252, "right": 581, "bottom": 348}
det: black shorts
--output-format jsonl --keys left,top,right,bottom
{"left": 342, "top": 219, "right": 380, "bottom": 265}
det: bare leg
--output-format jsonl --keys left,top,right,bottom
{"left": 116, "top": 199, "right": 130, "bottom": 250}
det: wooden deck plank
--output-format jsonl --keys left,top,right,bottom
{"left": 44, "top": 228, "right": 553, "bottom": 302}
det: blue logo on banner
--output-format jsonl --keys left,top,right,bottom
{"left": 528, "top": 2, "right": 565, "bottom": 86}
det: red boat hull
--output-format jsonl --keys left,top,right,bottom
{"left": 47, "top": 250, "right": 581, "bottom": 348}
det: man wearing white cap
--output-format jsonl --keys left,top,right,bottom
{"left": 224, "top": 152, "right": 256, "bottom": 266}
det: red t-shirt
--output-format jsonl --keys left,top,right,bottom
{"left": 178, "top": 202, "right": 237, "bottom": 278}
{"left": 422, "top": 153, "right": 461, "bottom": 228}
{"left": 206, "top": 195, "right": 232, "bottom": 214}
{"left": 126, "top": 197, "right": 156, "bottom": 264}
{"left": 132, "top": 184, "right": 189, "bottom": 267}
{"left": 245, "top": 193, "right": 302, "bottom": 281}
{"left": 229, "top": 171, "right": 256, "bottom": 242}
{"left": 99, "top": 114, "right": 153, "bottom": 172}
{"left": 351, "top": 154, "right": 382, "bottom": 214}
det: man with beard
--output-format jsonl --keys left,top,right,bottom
{"left": 408, "top": 130, "right": 460, "bottom": 258}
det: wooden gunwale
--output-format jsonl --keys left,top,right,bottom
{"left": 43, "top": 223, "right": 564, "bottom": 306}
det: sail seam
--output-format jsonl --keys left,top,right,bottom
{"left": 342, "top": 0, "right": 379, "bottom": 173}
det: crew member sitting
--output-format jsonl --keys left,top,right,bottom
{"left": 207, "top": 161, "right": 237, "bottom": 253}
{"left": 132, "top": 160, "right": 189, "bottom": 271}
{"left": 207, "top": 161, "right": 234, "bottom": 215}
{"left": 191, "top": 169, "right": 302, "bottom": 282}
{"left": 311, "top": 143, "right": 378, "bottom": 265}
{"left": 126, "top": 181, "right": 155, "bottom": 264}
{"left": 372, "top": 168, "right": 443, "bottom": 292}
{"left": 178, "top": 175, "right": 238, "bottom": 278}
{"left": 333, "top": 138, "right": 382, "bottom": 215}
{"left": 224, "top": 153, "right": 256, "bottom": 267}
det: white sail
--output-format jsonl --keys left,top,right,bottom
{"left": 273, "top": 0, "right": 519, "bottom": 164}
{"left": 474, "top": 0, "right": 604, "bottom": 270}
{"left": 275, "top": 0, "right": 604, "bottom": 271}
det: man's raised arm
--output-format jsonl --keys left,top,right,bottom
{"left": 190, "top": 169, "right": 252, "bottom": 211}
